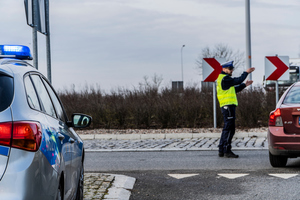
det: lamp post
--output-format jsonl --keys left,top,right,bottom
{"left": 181, "top": 45, "right": 185, "bottom": 82}
{"left": 245, "top": 0, "right": 252, "bottom": 89}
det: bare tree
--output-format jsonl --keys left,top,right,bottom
{"left": 138, "top": 73, "right": 163, "bottom": 92}
{"left": 196, "top": 43, "right": 245, "bottom": 76}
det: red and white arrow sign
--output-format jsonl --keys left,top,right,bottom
{"left": 202, "top": 58, "right": 225, "bottom": 82}
{"left": 265, "top": 56, "right": 289, "bottom": 81}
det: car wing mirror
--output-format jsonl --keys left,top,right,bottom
{"left": 70, "top": 113, "right": 92, "bottom": 128}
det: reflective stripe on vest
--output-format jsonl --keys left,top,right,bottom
{"left": 216, "top": 74, "right": 238, "bottom": 107}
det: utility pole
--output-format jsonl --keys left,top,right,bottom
{"left": 245, "top": 0, "right": 252, "bottom": 88}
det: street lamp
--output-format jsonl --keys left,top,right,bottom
{"left": 245, "top": 0, "right": 252, "bottom": 89}
{"left": 181, "top": 45, "right": 185, "bottom": 82}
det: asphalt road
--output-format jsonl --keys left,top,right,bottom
{"left": 85, "top": 150, "right": 272, "bottom": 171}
{"left": 85, "top": 150, "right": 300, "bottom": 199}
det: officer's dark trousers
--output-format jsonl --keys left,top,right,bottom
{"left": 218, "top": 105, "right": 236, "bottom": 153}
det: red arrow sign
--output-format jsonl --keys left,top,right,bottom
{"left": 266, "top": 56, "right": 289, "bottom": 80}
{"left": 203, "top": 58, "right": 222, "bottom": 82}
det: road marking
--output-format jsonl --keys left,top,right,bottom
{"left": 218, "top": 174, "right": 249, "bottom": 179}
{"left": 269, "top": 174, "right": 298, "bottom": 179}
{"left": 168, "top": 174, "right": 199, "bottom": 179}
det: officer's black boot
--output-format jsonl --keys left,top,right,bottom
{"left": 224, "top": 151, "right": 239, "bottom": 158}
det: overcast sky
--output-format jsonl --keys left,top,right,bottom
{"left": 1, "top": 0, "right": 300, "bottom": 92}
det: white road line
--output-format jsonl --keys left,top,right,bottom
{"left": 269, "top": 174, "right": 298, "bottom": 179}
{"left": 218, "top": 174, "right": 249, "bottom": 179}
{"left": 168, "top": 174, "right": 199, "bottom": 179}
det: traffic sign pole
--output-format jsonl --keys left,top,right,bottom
{"left": 276, "top": 81, "right": 279, "bottom": 103}
{"left": 33, "top": 0, "right": 38, "bottom": 69}
{"left": 25, "top": 0, "right": 51, "bottom": 77}
{"left": 202, "top": 58, "right": 225, "bottom": 128}
{"left": 213, "top": 82, "right": 217, "bottom": 128}
{"left": 45, "top": 0, "right": 51, "bottom": 83}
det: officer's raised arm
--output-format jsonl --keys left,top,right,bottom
{"left": 245, "top": 80, "right": 253, "bottom": 87}
{"left": 246, "top": 67, "right": 255, "bottom": 74}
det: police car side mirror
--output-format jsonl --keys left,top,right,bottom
{"left": 68, "top": 113, "right": 92, "bottom": 128}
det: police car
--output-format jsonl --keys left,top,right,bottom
{"left": 0, "top": 45, "right": 91, "bottom": 199}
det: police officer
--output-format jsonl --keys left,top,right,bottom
{"left": 217, "top": 61, "right": 255, "bottom": 158}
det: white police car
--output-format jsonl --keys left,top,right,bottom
{"left": 0, "top": 45, "right": 91, "bottom": 200}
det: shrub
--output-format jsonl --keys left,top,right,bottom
{"left": 58, "top": 84, "right": 283, "bottom": 129}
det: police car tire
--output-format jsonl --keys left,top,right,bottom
{"left": 56, "top": 182, "right": 63, "bottom": 200}
{"left": 76, "top": 163, "right": 84, "bottom": 200}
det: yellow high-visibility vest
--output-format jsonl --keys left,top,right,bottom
{"left": 216, "top": 74, "right": 238, "bottom": 107}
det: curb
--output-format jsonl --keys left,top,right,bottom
{"left": 103, "top": 174, "right": 136, "bottom": 200}
{"left": 80, "top": 132, "right": 267, "bottom": 140}
{"left": 85, "top": 147, "right": 268, "bottom": 152}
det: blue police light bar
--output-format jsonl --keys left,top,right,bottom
{"left": 0, "top": 45, "right": 33, "bottom": 60}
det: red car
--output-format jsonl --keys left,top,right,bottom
{"left": 268, "top": 82, "right": 300, "bottom": 167}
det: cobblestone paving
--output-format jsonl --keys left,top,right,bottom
{"left": 84, "top": 173, "right": 114, "bottom": 200}
{"left": 83, "top": 136, "right": 268, "bottom": 151}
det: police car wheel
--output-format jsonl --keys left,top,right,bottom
{"left": 76, "top": 163, "right": 84, "bottom": 200}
